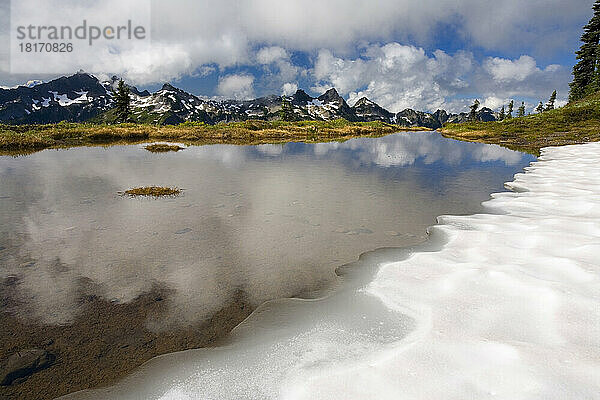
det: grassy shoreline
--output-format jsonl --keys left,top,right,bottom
{"left": 440, "top": 93, "right": 600, "bottom": 155}
{"left": 0, "top": 120, "right": 429, "bottom": 155}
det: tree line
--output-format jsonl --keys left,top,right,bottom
{"left": 469, "top": 90, "right": 556, "bottom": 122}
{"left": 469, "top": 0, "right": 600, "bottom": 122}
{"left": 570, "top": 0, "right": 600, "bottom": 102}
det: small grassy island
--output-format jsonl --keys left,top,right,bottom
{"left": 123, "top": 186, "right": 182, "bottom": 197}
{"left": 441, "top": 92, "right": 600, "bottom": 155}
{"left": 0, "top": 120, "right": 428, "bottom": 155}
{"left": 144, "top": 143, "right": 185, "bottom": 152}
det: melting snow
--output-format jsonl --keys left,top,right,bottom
{"left": 48, "top": 91, "right": 89, "bottom": 106}
{"left": 74, "top": 91, "right": 89, "bottom": 102}
{"left": 351, "top": 143, "right": 600, "bottom": 399}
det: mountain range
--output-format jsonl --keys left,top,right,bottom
{"left": 0, "top": 72, "right": 499, "bottom": 128}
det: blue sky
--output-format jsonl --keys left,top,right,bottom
{"left": 0, "top": 0, "right": 595, "bottom": 113}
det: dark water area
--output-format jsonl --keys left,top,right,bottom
{"left": 0, "top": 131, "right": 534, "bottom": 399}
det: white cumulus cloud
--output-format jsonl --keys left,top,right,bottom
{"left": 256, "top": 46, "right": 289, "bottom": 64}
{"left": 217, "top": 73, "right": 255, "bottom": 99}
{"left": 1, "top": 0, "right": 590, "bottom": 86}
{"left": 312, "top": 44, "right": 473, "bottom": 112}
{"left": 310, "top": 43, "right": 570, "bottom": 113}
{"left": 484, "top": 55, "right": 539, "bottom": 82}
{"left": 282, "top": 82, "right": 298, "bottom": 96}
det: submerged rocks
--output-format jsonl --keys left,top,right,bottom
{"left": 0, "top": 349, "right": 55, "bottom": 385}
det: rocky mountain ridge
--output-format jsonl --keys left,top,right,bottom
{"left": 0, "top": 72, "right": 499, "bottom": 129}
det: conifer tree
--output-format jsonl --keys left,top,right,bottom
{"left": 112, "top": 80, "right": 131, "bottom": 123}
{"left": 535, "top": 102, "right": 544, "bottom": 114}
{"left": 569, "top": 1, "right": 600, "bottom": 102}
{"left": 499, "top": 105, "right": 505, "bottom": 121}
{"left": 517, "top": 102, "right": 526, "bottom": 117}
{"left": 545, "top": 90, "right": 557, "bottom": 111}
{"left": 506, "top": 100, "right": 514, "bottom": 119}
{"left": 469, "top": 99, "right": 480, "bottom": 121}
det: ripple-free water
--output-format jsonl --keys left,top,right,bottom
{"left": 0, "top": 132, "right": 536, "bottom": 398}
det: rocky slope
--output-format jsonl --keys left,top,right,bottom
{"left": 0, "top": 72, "right": 499, "bottom": 128}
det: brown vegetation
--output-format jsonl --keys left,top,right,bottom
{"left": 144, "top": 143, "right": 185, "bottom": 152}
{"left": 0, "top": 120, "right": 430, "bottom": 155}
{"left": 123, "top": 186, "right": 181, "bottom": 197}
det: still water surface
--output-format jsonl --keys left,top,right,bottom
{"left": 0, "top": 132, "right": 534, "bottom": 332}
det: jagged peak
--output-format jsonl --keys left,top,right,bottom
{"left": 75, "top": 69, "right": 92, "bottom": 77}
{"left": 161, "top": 83, "right": 178, "bottom": 91}
{"left": 157, "top": 83, "right": 198, "bottom": 99}
{"left": 59, "top": 71, "right": 98, "bottom": 82}
{"left": 99, "top": 76, "right": 148, "bottom": 97}
{"left": 292, "top": 89, "right": 313, "bottom": 103}
{"left": 318, "top": 88, "right": 342, "bottom": 102}
{"left": 353, "top": 97, "right": 377, "bottom": 107}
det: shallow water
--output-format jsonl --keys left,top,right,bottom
{"left": 0, "top": 132, "right": 535, "bottom": 398}
{"left": 0, "top": 132, "right": 532, "bottom": 330}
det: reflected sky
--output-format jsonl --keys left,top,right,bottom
{"left": 0, "top": 132, "right": 534, "bottom": 330}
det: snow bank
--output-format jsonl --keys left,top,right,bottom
{"left": 63, "top": 143, "right": 600, "bottom": 400}
{"left": 295, "top": 142, "right": 600, "bottom": 399}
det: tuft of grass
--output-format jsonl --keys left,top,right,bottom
{"left": 440, "top": 92, "right": 600, "bottom": 155}
{"left": 144, "top": 143, "right": 185, "bottom": 153}
{"left": 123, "top": 186, "right": 181, "bottom": 197}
